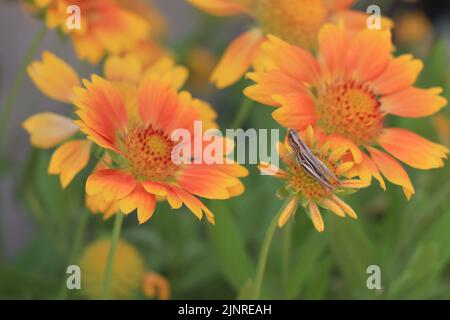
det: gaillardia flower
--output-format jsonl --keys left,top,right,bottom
{"left": 260, "top": 126, "right": 368, "bottom": 232}
{"left": 79, "top": 239, "right": 170, "bottom": 299}
{"left": 74, "top": 74, "right": 247, "bottom": 224}
{"left": 187, "top": 0, "right": 392, "bottom": 88}
{"left": 30, "top": 0, "right": 152, "bottom": 64}
{"left": 23, "top": 51, "right": 188, "bottom": 190}
{"left": 245, "top": 23, "right": 449, "bottom": 199}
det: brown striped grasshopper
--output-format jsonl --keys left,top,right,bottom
{"left": 287, "top": 129, "right": 340, "bottom": 191}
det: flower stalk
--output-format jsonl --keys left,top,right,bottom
{"left": 102, "top": 212, "right": 125, "bottom": 300}
{"left": 253, "top": 196, "right": 292, "bottom": 299}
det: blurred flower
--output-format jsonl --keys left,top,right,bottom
{"left": 29, "top": 0, "right": 154, "bottom": 64}
{"left": 142, "top": 272, "right": 170, "bottom": 300}
{"left": 74, "top": 74, "right": 248, "bottom": 224}
{"left": 185, "top": 47, "right": 218, "bottom": 92}
{"left": 260, "top": 126, "right": 367, "bottom": 232}
{"left": 79, "top": 239, "right": 169, "bottom": 299}
{"left": 433, "top": 115, "right": 450, "bottom": 147}
{"left": 23, "top": 51, "right": 188, "bottom": 192}
{"left": 187, "top": 0, "right": 392, "bottom": 88}
{"left": 395, "top": 10, "right": 433, "bottom": 49}
{"left": 245, "top": 23, "right": 448, "bottom": 199}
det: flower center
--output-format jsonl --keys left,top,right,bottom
{"left": 287, "top": 153, "right": 337, "bottom": 200}
{"left": 316, "top": 80, "right": 384, "bottom": 145}
{"left": 256, "top": 0, "right": 327, "bottom": 50}
{"left": 124, "top": 126, "right": 177, "bottom": 181}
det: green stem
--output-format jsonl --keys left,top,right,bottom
{"left": 0, "top": 25, "right": 47, "bottom": 142}
{"left": 253, "top": 197, "right": 292, "bottom": 299}
{"left": 58, "top": 208, "right": 90, "bottom": 299}
{"left": 282, "top": 220, "right": 293, "bottom": 296}
{"left": 102, "top": 213, "right": 124, "bottom": 300}
{"left": 231, "top": 98, "right": 253, "bottom": 129}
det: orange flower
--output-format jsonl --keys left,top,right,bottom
{"left": 187, "top": 0, "right": 392, "bottom": 88}
{"left": 245, "top": 23, "right": 449, "bottom": 199}
{"left": 261, "top": 126, "right": 367, "bottom": 232}
{"left": 143, "top": 272, "right": 170, "bottom": 300}
{"left": 395, "top": 10, "right": 433, "bottom": 48}
{"left": 31, "top": 0, "right": 152, "bottom": 64}
{"left": 74, "top": 74, "right": 247, "bottom": 224}
{"left": 23, "top": 51, "right": 188, "bottom": 191}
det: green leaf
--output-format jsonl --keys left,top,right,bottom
{"left": 417, "top": 38, "right": 449, "bottom": 87}
{"left": 388, "top": 243, "right": 440, "bottom": 299}
{"left": 302, "top": 257, "right": 332, "bottom": 299}
{"left": 325, "top": 215, "right": 377, "bottom": 297}
{"left": 207, "top": 201, "right": 255, "bottom": 291}
{"left": 285, "top": 231, "right": 327, "bottom": 299}
{"left": 237, "top": 278, "right": 255, "bottom": 300}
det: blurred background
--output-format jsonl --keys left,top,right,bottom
{"left": 0, "top": 0, "right": 449, "bottom": 299}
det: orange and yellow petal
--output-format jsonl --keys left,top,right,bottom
{"left": 308, "top": 202, "right": 324, "bottom": 233}
{"left": 176, "top": 166, "right": 241, "bottom": 200}
{"left": 23, "top": 112, "right": 79, "bottom": 149}
{"left": 381, "top": 87, "right": 447, "bottom": 118}
{"left": 88, "top": 6, "right": 150, "bottom": 57}
{"left": 371, "top": 54, "right": 423, "bottom": 95}
{"left": 278, "top": 196, "right": 300, "bottom": 227}
{"left": 104, "top": 54, "right": 143, "bottom": 84}
{"left": 118, "top": 184, "right": 156, "bottom": 224}
{"left": 86, "top": 193, "right": 119, "bottom": 220}
{"left": 318, "top": 22, "right": 348, "bottom": 77}
{"left": 187, "top": 0, "right": 251, "bottom": 16}
{"left": 27, "top": 51, "right": 80, "bottom": 103}
{"left": 261, "top": 35, "right": 320, "bottom": 84}
{"left": 72, "top": 34, "right": 105, "bottom": 65}
{"left": 325, "top": 134, "right": 363, "bottom": 164}
{"left": 48, "top": 140, "right": 92, "bottom": 188}
{"left": 350, "top": 152, "right": 386, "bottom": 190}
{"left": 345, "top": 28, "right": 392, "bottom": 83}
{"left": 319, "top": 197, "right": 345, "bottom": 218}
{"left": 271, "top": 94, "right": 317, "bottom": 130}
{"left": 211, "top": 29, "right": 264, "bottom": 89}
{"left": 171, "top": 187, "right": 215, "bottom": 224}
{"left": 165, "top": 186, "right": 183, "bottom": 209}
{"left": 244, "top": 70, "right": 307, "bottom": 106}
{"left": 330, "top": 194, "right": 357, "bottom": 219}
{"left": 378, "top": 128, "right": 448, "bottom": 170}
{"left": 142, "top": 181, "right": 168, "bottom": 197}
{"left": 368, "top": 147, "right": 415, "bottom": 200}
{"left": 74, "top": 76, "right": 128, "bottom": 152}
{"left": 137, "top": 75, "right": 187, "bottom": 130}
{"left": 86, "top": 169, "right": 136, "bottom": 202}
{"left": 144, "top": 57, "right": 189, "bottom": 91}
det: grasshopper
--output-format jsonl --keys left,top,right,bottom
{"left": 287, "top": 129, "right": 340, "bottom": 191}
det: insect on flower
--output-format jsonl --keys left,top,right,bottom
{"left": 287, "top": 129, "right": 340, "bottom": 192}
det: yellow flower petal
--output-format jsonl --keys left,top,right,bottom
{"left": 308, "top": 202, "right": 324, "bottom": 232}
{"left": 320, "top": 198, "right": 345, "bottom": 218}
{"left": 23, "top": 112, "right": 79, "bottom": 149}
{"left": 187, "top": 0, "right": 250, "bottom": 16}
{"left": 48, "top": 140, "right": 92, "bottom": 188}
{"left": 27, "top": 51, "right": 80, "bottom": 103}
{"left": 278, "top": 196, "right": 299, "bottom": 227}
{"left": 331, "top": 195, "right": 358, "bottom": 219}
{"left": 211, "top": 29, "right": 264, "bottom": 88}
{"left": 104, "top": 54, "right": 143, "bottom": 84}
